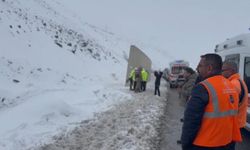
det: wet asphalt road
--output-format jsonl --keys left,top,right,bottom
{"left": 236, "top": 128, "right": 250, "bottom": 150}
{"left": 160, "top": 88, "right": 185, "bottom": 150}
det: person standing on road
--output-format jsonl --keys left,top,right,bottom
{"left": 222, "top": 61, "right": 248, "bottom": 131}
{"left": 141, "top": 68, "right": 149, "bottom": 91}
{"left": 181, "top": 53, "right": 242, "bottom": 150}
{"left": 177, "top": 67, "right": 198, "bottom": 144}
{"left": 154, "top": 70, "right": 163, "bottom": 96}
{"left": 128, "top": 67, "right": 136, "bottom": 90}
{"left": 179, "top": 67, "right": 198, "bottom": 102}
{"left": 134, "top": 67, "right": 142, "bottom": 93}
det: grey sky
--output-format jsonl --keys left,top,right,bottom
{"left": 61, "top": 0, "right": 250, "bottom": 68}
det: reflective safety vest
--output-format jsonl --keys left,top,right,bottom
{"left": 129, "top": 69, "right": 135, "bottom": 81}
{"left": 228, "top": 73, "right": 249, "bottom": 128}
{"left": 141, "top": 69, "right": 148, "bottom": 81}
{"left": 193, "top": 75, "right": 242, "bottom": 147}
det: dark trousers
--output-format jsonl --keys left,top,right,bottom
{"left": 129, "top": 78, "right": 134, "bottom": 90}
{"left": 141, "top": 81, "right": 146, "bottom": 91}
{"left": 154, "top": 85, "right": 160, "bottom": 96}
{"left": 185, "top": 142, "right": 235, "bottom": 150}
{"left": 133, "top": 81, "right": 137, "bottom": 90}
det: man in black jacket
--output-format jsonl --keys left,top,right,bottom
{"left": 154, "top": 71, "right": 163, "bottom": 96}
{"left": 181, "top": 53, "right": 240, "bottom": 150}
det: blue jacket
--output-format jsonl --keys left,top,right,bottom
{"left": 181, "top": 73, "right": 224, "bottom": 150}
{"left": 181, "top": 84, "right": 208, "bottom": 149}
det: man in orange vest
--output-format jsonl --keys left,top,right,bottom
{"left": 181, "top": 54, "right": 242, "bottom": 150}
{"left": 222, "top": 61, "right": 248, "bottom": 139}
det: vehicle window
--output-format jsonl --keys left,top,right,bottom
{"left": 225, "top": 54, "right": 240, "bottom": 72}
{"left": 172, "top": 66, "right": 184, "bottom": 74}
{"left": 172, "top": 67, "right": 180, "bottom": 74}
{"left": 244, "top": 57, "right": 250, "bottom": 93}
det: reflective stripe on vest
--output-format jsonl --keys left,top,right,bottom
{"left": 193, "top": 76, "right": 242, "bottom": 146}
{"left": 202, "top": 80, "right": 238, "bottom": 118}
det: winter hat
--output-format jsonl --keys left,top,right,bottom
{"left": 184, "top": 67, "right": 195, "bottom": 74}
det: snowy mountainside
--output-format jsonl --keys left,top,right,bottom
{"left": 0, "top": 0, "right": 133, "bottom": 149}
{"left": 0, "top": 0, "right": 123, "bottom": 63}
{"left": 0, "top": 0, "right": 170, "bottom": 149}
{"left": 0, "top": 0, "right": 129, "bottom": 108}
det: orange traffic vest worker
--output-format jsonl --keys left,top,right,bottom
{"left": 228, "top": 73, "right": 249, "bottom": 128}
{"left": 193, "top": 76, "right": 242, "bottom": 147}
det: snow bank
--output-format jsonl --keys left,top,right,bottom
{"left": 32, "top": 84, "right": 168, "bottom": 150}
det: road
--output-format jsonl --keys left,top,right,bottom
{"left": 236, "top": 128, "right": 250, "bottom": 150}
{"left": 160, "top": 87, "right": 250, "bottom": 150}
{"left": 160, "top": 88, "right": 185, "bottom": 150}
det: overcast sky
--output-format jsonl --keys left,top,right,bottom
{"left": 60, "top": 0, "right": 250, "bottom": 68}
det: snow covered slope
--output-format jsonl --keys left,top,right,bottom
{"left": 0, "top": 0, "right": 130, "bottom": 149}
{"left": 0, "top": 0, "right": 168, "bottom": 149}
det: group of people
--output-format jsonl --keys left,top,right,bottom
{"left": 128, "top": 67, "right": 165, "bottom": 97}
{"left": 128, "top": 67, "right": 149, "bottom": 93}
{"left": 180, "top": 53, "right": 248, "bottom": 150}
{"left": 127, "top": 53, "right": 248, "bottom": 150}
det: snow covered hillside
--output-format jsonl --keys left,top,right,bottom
{"left": 0, "top": 0, "right": 169, "bottom": 149}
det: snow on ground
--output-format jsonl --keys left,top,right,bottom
{"left": 31, "top": 80, "right": 168, "bottom": 150}
{"left": 0, "top": 0, "right": 170, "bottom": 150}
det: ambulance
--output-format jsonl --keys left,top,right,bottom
{"left": 215, "top": 33, "right": 250, "bottom": 131}
{"left": 167, "top": 60, "right": 189, "bottom": 88}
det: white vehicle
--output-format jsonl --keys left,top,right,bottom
{"left": 167, "top": 60, "right": 189, "bottom": 88}
{"left": 215, "top": 33, "right": 250, "bottom": 131}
